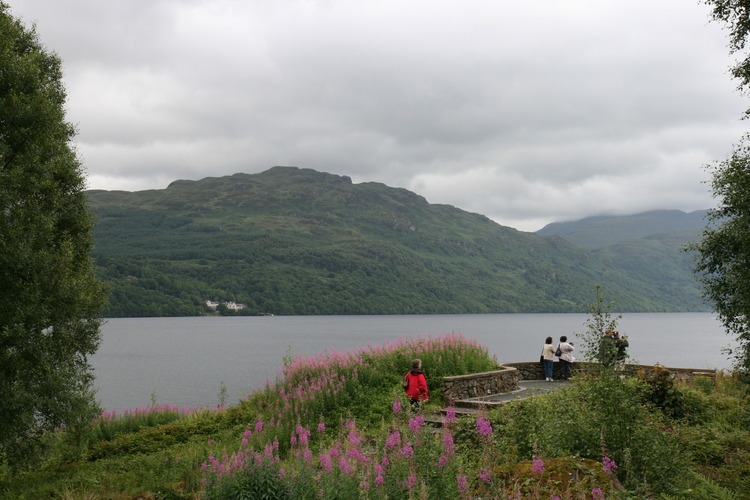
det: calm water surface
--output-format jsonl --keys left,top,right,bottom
{"left": 91, "top": 313, "right": 733, "bottom": 411}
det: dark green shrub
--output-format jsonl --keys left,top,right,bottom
{"left": 638, "top": 365, "right": 687, "bottom": 419}
{"left": 204, "top": 459, "right": 290, "bottom": 500}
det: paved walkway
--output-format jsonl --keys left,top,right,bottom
{"left": 426, "top": 379, "right": 573, "bottom": 424}
{"left": 453, "top": 379, "right": 572, "bottom": 413}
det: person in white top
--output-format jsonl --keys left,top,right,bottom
{"left": 542, "top": 336, "right": 555, "bottom": 381}
{"left": 557, "top": 335, "right": 575, "bottom": 380}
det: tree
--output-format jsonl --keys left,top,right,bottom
{"left": 0, "top": 4, "right": 107, "bottom": 466}
{"left": 691, "top": 135, "right": 750, "bottom": 377}
{"left": 578, "top": 285, "right": 622, "bottom": 365}
{"left": 705, "top": 0, "right": 750, "bottom": 116}
{"left": 695, "top": 0, "right": 750, "bottom": 378}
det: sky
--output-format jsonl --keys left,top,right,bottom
{"left": 8, "top": 0, "right": 749, "bottom": 231}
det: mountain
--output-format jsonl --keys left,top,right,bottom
{"left": 535, "top": 210, "right": 709, "bottom": 313}
{"left": 536, "top": 209, "right": 708, "bottom": 249}
{"left": 88, "top": 167, "right": 709, "bottom": 316}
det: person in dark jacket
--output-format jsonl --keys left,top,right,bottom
{"left": 599, "top": 329, "right": 617, "bottom": 367}
{"left": 614, "top": 331, "right": 629, "bottom": 366}
{"left": 403, "top": 359, "right": 429, "bottom": 406}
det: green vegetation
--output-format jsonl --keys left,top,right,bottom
{"left": 692, "top": 0, "right": 750, "bottom": 378}
{"left": 691, "top": 136, "right": 750, "bottom": 378}
{"left": 2, "top": 335, "right": 748, "bottom": 499}
{"left": 88, "top": 168, "right": 708, "bottom": 317}
{"left": 0, "top": 3, "right": 107, "bottom": 469}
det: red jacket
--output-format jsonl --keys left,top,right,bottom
{"left": 404, "top": 370, "right": 429, "bottom": 401}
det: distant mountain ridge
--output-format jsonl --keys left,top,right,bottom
{"left": 87, "top": 167, "right": 709, "bottom": 316}
{"left": 536, "top": 209, "right": 708, "bottom": 249}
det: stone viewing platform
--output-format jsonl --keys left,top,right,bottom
{"left": 435, "top": 361, "right": 718, "bottom": 419}
{"left": 502, "top": 361, "right": 718, "bottom": 383}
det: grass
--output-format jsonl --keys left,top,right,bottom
{"left": 1, "top": 336, "right": 749, "bottom": 499}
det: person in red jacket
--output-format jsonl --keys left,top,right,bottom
{"left": 403, "top": 359, "right": 429, "bottom": 406}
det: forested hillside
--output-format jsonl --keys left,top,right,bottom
{"left": 88, "top": 167, "right": 708, "bottom": 316}
{"left": 536, "top": 209, "right": 707, "bottom": 248}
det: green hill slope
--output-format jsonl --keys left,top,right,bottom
{"left": 536, "top": 210, "right": 708, "bottom": 313}
{"left": 536, "top": 209, "right": 708, "bottom": 249}
{"left": 88, "top": 167, "right": 708, "bottom": 316}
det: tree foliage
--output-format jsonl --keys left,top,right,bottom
{"left": 578, "top": 285, "right": 622, "bottom": 364}
{"left": 0, "top": 4, "right": 107, "bottom": 467}
{"left": 696, "top": 0, "right": 750, "bottom": 378}
{"left": 692, "top": 135, "right": 750, "bottom": 377}
{"left": 705, "top": 0, "right": 750, "bottom": 115}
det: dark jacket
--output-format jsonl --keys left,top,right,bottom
{"left": 404, "top": 369, "right": 429, "bottom": 401}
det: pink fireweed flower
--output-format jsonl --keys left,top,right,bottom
{"left": 375, "top": 475, "right": 385, "bottom": 485}
{"left": 409, "top": 415, "right": 425, "bottom": 433}
{"left": 241, "top": 437, "right": 249, "bottom": 446}
{"left": 445, "top": 406, "right": 457, "bottom": 424}
{"left": 603, "top": 455, "right": 618, "bottom": 473}
{"left": 592, "top": 488, "right": 604, "bottom": 499}
{"left": 438, "top": 455, "right": 450, "bottom": 468}
{"left": 457, "top": 474, "right": 469, "bottom": 495}
{"left": 405, "top": 474, "right": 417, "bottom": 488}
{"left": 385, "top": 430, "right": 401, "bottom": 448}
{"left": 345, "top": 447, "right": 368, "bottom": 463}
{"left": 338, "top": 456, "right": 354, "bottom": 476}
{"left": 347, "top": 429, "right": 362, "bottom": 446}
{"left": 476, "top": 416, "right": 493, "bottom": 437}
{"left": 480, "top": 467, "right": 492, "bottom": 484}
{"left": 317, "top": 422, "right": 325, "bottom": 433}
{"left": 532, "top": 458, "right": 545, "bottom": 473}
{"left": 399, "top": 444, "right": 415, "bottom": 458}
{"left": 443, "top": 430, "right": 455, "bottom": 455}
{"left": 243, "top": 428, "right": 252, "bottom": 439}
{"left": 255, "top": 420, "right": 263, "bottom": 433}
{"left": 393, "top": 400, "right": 402, "bottom": 414}
{"left": 319, "top": 453, "right": 333, "bottom": 472}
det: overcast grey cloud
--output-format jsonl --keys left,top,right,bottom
{"left": 8, "top": 0, "right": 748, "bottom": 231}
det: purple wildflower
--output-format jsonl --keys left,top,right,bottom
{"left": 319, "top": 453, "right": 333, "bottom": 472}
{"left": 532, "top": 458, "right": 545, "bottom": 473}
{"left": 476, "top": 416, "right": 493, "bottom": 437}
{"left": 457, "top": 474, "right": 469, "bottom": 495}
{"left": 443, "top": 430, "right": 455, "bottom": 455}
{"left": 445, "top": 406, "right": 457, "bottom": 424}
{"left": 338, "top": 456, "right": 354, "bottom": 476}
{"left": 409, "top": 415, "right": 425, "bottom": 433}
{"left": 385, "top": 430, "right": 401, "bottom": 448}
{"left": 480, "top": 467, "right": 492, "bottom": 484}
{"left": 393, "top": 400, "right": 402, "bottom": 414}
{"left": 603, "top": 455, "right": 618, "bottom": 473}
{"left": 405, "top": 474, "right": 417, "bottom": 488}
{"left": 592, "top": 488, "right": 604, "bottom": 499}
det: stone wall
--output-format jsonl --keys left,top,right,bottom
{"left": 441, "top": 367, "right": 520, "bottom": 401}
{"left": 503, "top": 361, "right": 717, "bottom": 382}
